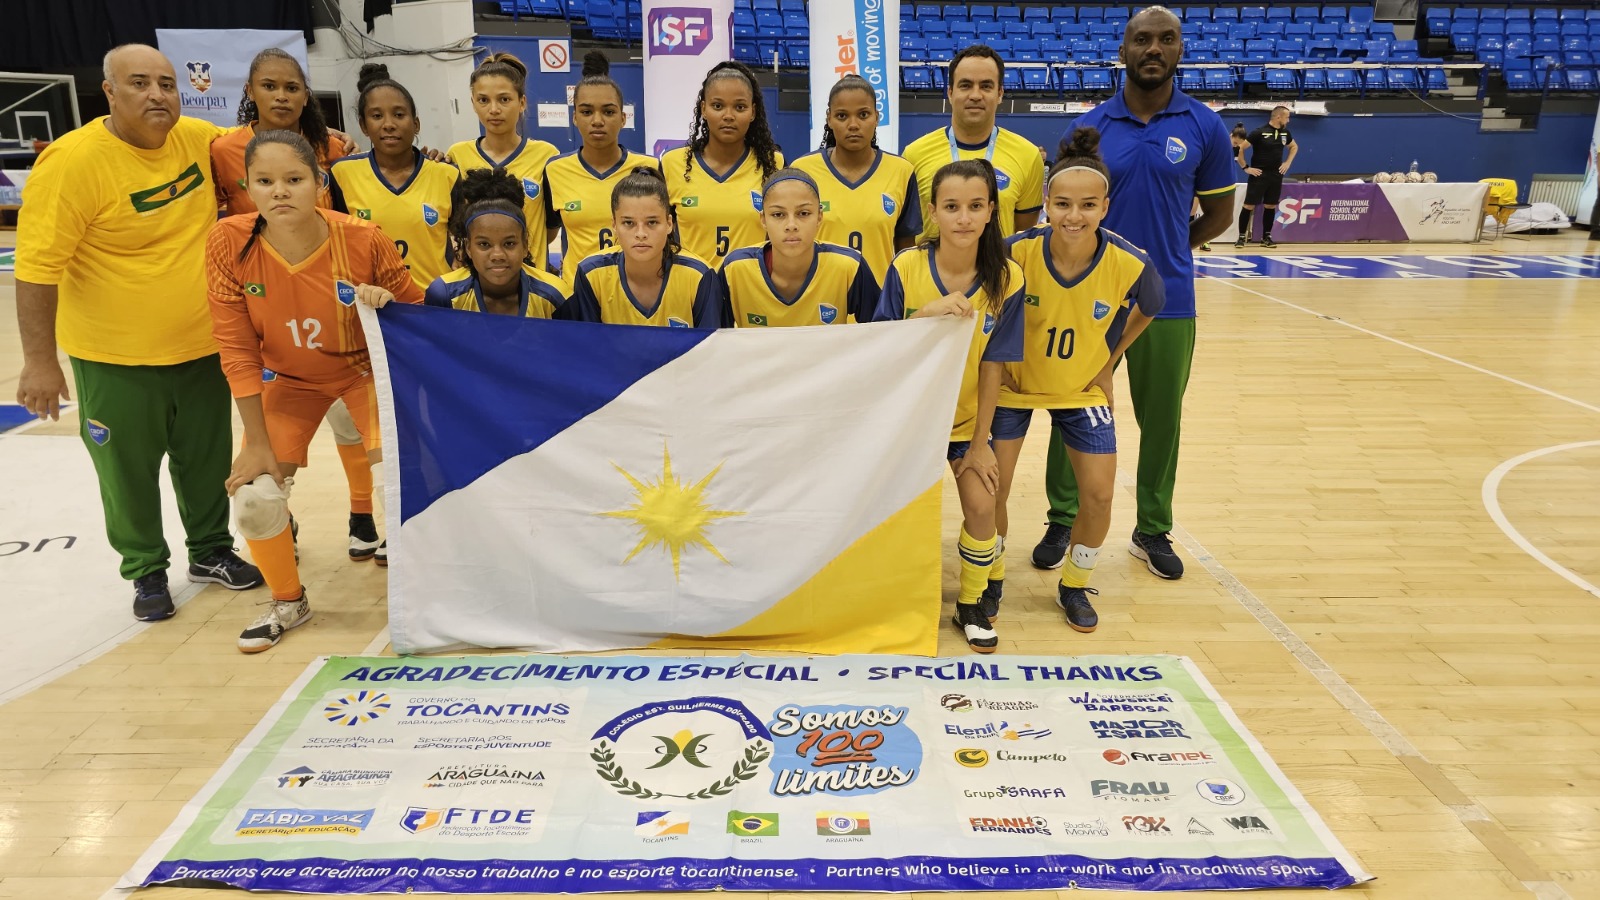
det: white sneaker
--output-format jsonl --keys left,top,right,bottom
{"left": 237, "top": 593, "right": 312, "bottom": 653}
{"left": 374, "top": 540, "right": 388, "bottom": 568}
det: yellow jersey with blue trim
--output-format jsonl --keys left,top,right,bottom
{"left": 1001, "top": 226, "right": 1166, "bottom": 410}
{"left": 329, "top": 149, "right": 460, "bottom": 292}
{"left": 424, "top": 265, "right": 568, "bottom": 318}
{"left": 790, "top": 148, "right": 922, "bottom": 286}
{"left": 448, "top": 137, "right": 560, "bottom": 271}
{"left": 544, "top": 148, "right": 658, "bottom": 285}
{"left": 902, "top": 126, "right": 1045, "bottom": 241}
{"left": 659, "top": 145, "right": 783, "bottom": 267}
{"left": 874, "top": 246, "right": 1026, "bottom": 442}
{"left": 718, "top": 242, "right": 878, "bottom": 328}
{"left": 563, "top": 249, "right": 720, "bottom": 328}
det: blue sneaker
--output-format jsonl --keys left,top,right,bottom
{"left": 1056, "top": 585, "right": 1099, "bottom": 634}
{"left": 132, "top": 571, "right": 174, "bottom": 622}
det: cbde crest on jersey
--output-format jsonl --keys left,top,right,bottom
{"left": 335, "top": 280, "right": 357, "bottom": 307}
{"left": 422, "top": 203, "right": 440, "bottom": 227}
{"left": 1166, "top": 136, "right": 1188, "bottom": 164}
{"left": 882, "top": 193, "right": 897, "bottom": 215}
{"left": 522, "top": 177, "right": 541, "bottom": 200}
{"left": 750, "top": 190, "right": 763, "bottom": 212}
{"left": 819, "top": 304, "right": 838, "bottom": 325}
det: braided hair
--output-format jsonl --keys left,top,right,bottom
{"left": 683, "top": 61, "right": 780, "bottom": 183}
{"left": 236, "top": 49, "right": 330, "bottom": 163}
{"left": 818, "top": 73, "right": 879, "bottom": 151}
{"left": 447, "top": 168, "right": 533, "bottom": 277}
{"left": 925, "top": 159, "right": 1011, "bottom": 309}
{"left": 575, "top": 50, "right": 623, "bottom": 106}
{"left": 611, "top": 166, "right": 679, "bottom": 278}
{"left": 356, "top": 63, "right": 416, "bottom": 119}
{"left": 237, "top": 130, "right": 320, "bottom": 263}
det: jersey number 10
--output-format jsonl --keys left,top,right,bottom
{"left": 1044, "top": 326, "right": 1075, "bottom": 360}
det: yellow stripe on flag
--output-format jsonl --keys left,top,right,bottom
{"left": 652, "top": 482, "right": 942, "bottom": 656}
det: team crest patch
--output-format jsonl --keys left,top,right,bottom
{"left": 819, "top": 304, "right": 838, "bottom": 325}
{"left": 1165, "top": 137, "right": 1188, "bottom": 164}
{"left": 667, "top": 317, "right": 690, "bottom": 328}
{"left": 522, "top": 177, "right": 541, "bottom": 200}
{"left": 354, "top": 208, "right": 372, "bottom": 220}
{"left": 994, "top": 169, "right": 1011, "bottom": 190}
{"left": 746, "top": 313, "right": 769, "bottom": 326}
{"left": 1093, "top": 300, "right": 1111, "bottom": 320}
{"left": 422, "top": 204, "right": 440, "bottom": 226}
{"left": 982, "top": 313, "right": 995, "bottom": 335}
{"left": 681, "top": 196, "right": 699, "bottom": 208}
{"left": 262, "top": 368, "right": 278, "bottom": 383}
{"left": 335, "top": 280, "right": 357, "bottom": 307}
{"left": 185, "top": 61, "right": 212, "bottom": 93}
{"left": 882, "top": 193, "right": 896, "bottom": 215}
{"left": 750, "top": 191, "right": 763, "bottom": 212}
{"left": 1024, "top": 293, "right": 1040, "bottom": 307}
{"left": 85, "top": 419, "right": 110, "bottom": 446}
{"left": 244, "top": 282, "right": 266, "bottom": 297}
{"left": 565, "top": 200, "right": 582, "bottom": 212}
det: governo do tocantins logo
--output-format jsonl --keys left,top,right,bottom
{"left": 590, "top": 697, "right": 771, "bottom": 800}
{"left": 323, "top": 690, "right": 392, "bottom": 727}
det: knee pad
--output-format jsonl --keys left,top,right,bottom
{"left": 325, "top": 399, "right": 363, "bottom": 446}
{"left": 234, "top": 475, "right": 293, "bottom": 540}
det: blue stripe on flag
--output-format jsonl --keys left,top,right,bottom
{"left": 378, "top": 305, "right": 714, "bottom": 522}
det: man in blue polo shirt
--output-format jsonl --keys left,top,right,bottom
{"left": 1030, "top": 5, "right": 1236, "bottom": 581}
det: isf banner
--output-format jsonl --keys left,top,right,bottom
{"left": 1233, "top": 182, "right": 1486, "bottom": 243}
{"left": 122, "top": 653, "right": 1373, "bottom": 894}
{"left": 154, "top": 30, "right": 309, "bottom": 127}
{"left": 808, "top": 0, "right": 901, "bottom": 152}
{"left": 642, "top": 1, "right": 735, "bottom": 156}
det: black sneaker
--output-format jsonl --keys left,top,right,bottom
{"left": 1261, "top": 236, "right": 1278, "bottom": 249}
{"left": 1031, "top": 522, "right": 1072, "bottom": 570}
{"left": 1056, "top": 584, "right": 1100, "bottom": 633}
{"left": 374, "top": 540, "right": 388, "bottom": 568}
{"left": 1234, "top": 236, "right": 1247, "bottom": 248}
{"left": 349, "top": 512, "right": 380, "bottom": 562}
{"left": 188, "top": 548, "right": 265, "bottom": 590}
{"left": 979, "top": 579, "right": 1003, "bottom": 621}
{"left": 1129, "top": 530, "right": 1184, "bottom": 580}
{"left": 952, "top": 602, "right": 998, "bottom": 654}
{"left": 132, "top": 571, "right": 175, "bottom": 622}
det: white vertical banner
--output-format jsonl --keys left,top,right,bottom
{"left": 809, "top": 0, "right": 900, "bottom": 152}
{"left": 155, "top": 29, "right": 308, "bottom": 127}
{"left": 642, "top": 0, "right": 735, "bottom": 157}
{"left": 1579, "top": 111, "right": 1600, "bottom": 226}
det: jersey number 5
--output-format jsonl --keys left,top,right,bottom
{"left": 715, "top": 225, "right": 730, "bottom": 257}
{"left": 286, "top": 318, "right": 324, "bottom": 351}
{"left": 1044, "top": 326, "right": 1075, "bottom": 360}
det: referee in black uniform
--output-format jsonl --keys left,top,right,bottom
{"left": 1234, "top": 106, "right": 1298, "bottom": 249}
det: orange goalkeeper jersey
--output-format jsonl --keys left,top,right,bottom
{"left": 206, "top": 208, "right": 422, "bottom": 397}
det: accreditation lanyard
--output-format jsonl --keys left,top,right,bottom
{"left": 946, "top": 126, "right": 998, "bottom": 163}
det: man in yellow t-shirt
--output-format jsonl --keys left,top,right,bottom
{"left": 902, "top": 44, "right": 1045, "bottom": 241}
{"left": 14, "top": 44, "right": 262, "bottom": 621}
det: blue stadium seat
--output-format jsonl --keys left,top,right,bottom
{"left": 902, "top": 66, "right": 934, "bottom": 90}
{"left": 1387, "top": 67, "right": 1418, "bottom": 90}
{"left": 1099, "top": 39, "right": 1123, "bottom": 60}
{"left": 1533, "top": 7, "right": 1557, "bottom": 22}
{"left": 951, "top": 21, "right": 976, "bottom": 40}
{"left": 915, "top": 4, "right": 941, "bottom": 20}
{"left": 1302, "top": 68, "right": 1327, "bottom": 91}
{"left": 1204, "top": 67, "right": 1237, "bottom": 90}
{"left": 989, "top": 38, "right": 1014, "bottom": 57}
{"left": 1324, "top": 6, "right": 1348, "bottom": 22}
{"left": 1213, "top": 6, "right": 1239, "bottom": 22}
{"left": 1040, "top": 39, "right": 1070, "bottom": 63}
{"left": 1423, "top": 67, "right": 1449, "bottom": 92}
{"left": 1219, "top": 39, "right": 1246, "bottom": 62}
{"left": 1055, "top": 66, "right": 1081, "bottom": 90}
{"left": 1178, "top": 68, "right": 1206, "bottom": 92}
{"left": 1023, "top": 6, "right": 1048, "bottom": 22}
{"left": 1335, "top": 39, "right": 1365, "bottom": 59}
{"left": 1360, "top": 68, "right": 1388, "bottom": 91}
{"left": 1267, "top": 6, "right": 1292, "bottom": 23}
{"left": 976, "top": 22, "right": 1002, "bottom": 40}
{"left": 970, "top": 4, "right": 995, "bottom": 20}
{"left": 1021, "top": 67, "right": 1053, "bottom": 90}
{"left": 1246, "top": 38, "right": 1274, "bottom": 59}
{"left": 1201, "top": 22, "right": 1228, "bottom": 39}
{"left": 1307, "top": 38, "right": 1338, "bottom": 59}
{"left": 1391, "top": 40, "right": 1419, "bottom": 61}
{"left": 1002, "top": 69, "right": 1024, "bottom": 91}
{"left": 922, "top": 19, "right": 949, "bottom": 36}
{"left": 782, "top": 12, "right": 807, "bottom": 35}
{"left": 1535, "top": 21, "right": 1561, "bottom": 37}
{"left": 1505, "top": 68, "right": 1540, "bottom": 91}
{"left": 1266, "top": 68, "right": 1298, "bottom": 90}
{"left": 1051, "top": 8, "right": 1076, "bottom": 24}
{"left": 1089, "top": 23, "right": 1118, "bottom": 39}
{"left": 901, "top": 45, "right": 927, "bottom": 63}
{"left": 996, "top": 5, "right": 1021, "bottom": 21}
{"left": 1260, "top": 22, "right": 1286, "bottom": 37}
{"left": 1362, "top": 40, "right": 1391, "bottom": 61}
{"left": 1565, "top": 37, "right": 1589, "bottom": 52}
{"left": 1506, "top": 21, "right": 1533, "bottom": 36}
{"left": 1567, "top": 50, "right": 1595, "bottom": 68}
{"left": 787, "top": 42, "right": 808, "bottom": 66}
{"left": 1229, "top": 23, "right": 1257, "bottom": 40}
{"left": 1534, "top": 36, "right": 1562, "bottom": 56}
{"left": 1292, "top": 6, "right": 1319, "bottom": 22}
{"left": 1425, "top": 8, "right": 1451, "bottom": 34}
{"left": 1567, "top": 68, "right": 1598, "bottom": 91}
{"left": 928, "top": 36, "right": 956, "bottom": 57}
{"left": 733, "top": 40, "right": 761, "bottom": 64}
{"left": 1070, "top": 40, "right": 1098, "bottom": 62}
{"left": 1185, "top": 6, "right": 1212, "bottom": 22}
{"left": 1312, "top": 22, "right": 1340, "bottom": 39}
{"left": 1277, "top": 39, "right": 1305, "bottom": 60}
{"left": 1031, "top": 22, "right": 1057, "bottom": 40}
{"left": 1285, "top": 21, "right": 1311, "bottom": 38}
{"left": 1003, "top": 22, "right": 1030, "bottom": 39}
{"left": 931, "top": 65, "right": 947, "bottom": 89}
{"left": 752, "top": 0, "right": 777, "bottom": 10}
{"left": 1014, "top": 47, "right": 1044, "bottom": 63}
{"left": 1326, "top": 67, "right": 1358, "bottom": 90}
{"left": 1079, "top": 7, "right": 1104, "bottom": 21}
{"left": 1241, "top": 6, "right": 1267, "bottom": 22}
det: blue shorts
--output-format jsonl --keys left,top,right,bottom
{"left": 947, "top": 439, "right": 995, "bottom": 461}
{"left": 992, "top": 406, "right": 1117, "bottom": 455}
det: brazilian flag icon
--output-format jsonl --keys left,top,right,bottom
{"left": 746, "top": 313, "right": 768, "bottom": 326}
{"left": 1025, "top": 293, "right": 1040, "bottom": 307}
{"left": 681, "top": 196, "right": 699, "bottom": 208}
{"left": 244, "top": 282, "right": 266, "bottom": 297}
{"left": 564, "top": 200, "right": 582, "bottom": 212}
{"left": 726, "top": 811, "right": 778, "bottom": 836}
{"left": 354, "top": 208, "right": 372, "bottom": 220}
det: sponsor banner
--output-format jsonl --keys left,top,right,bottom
{"left": 1581, "top": 113, "right": 1600, "bottom": 226}
{"left": 642, "top": 1, "right": 734, "bottom": 156}
{"left": 122, "top": 654, "right": 1371, "bottom": 893}
{"left": 808, "top": 0, "right": 900, "bottom": 152}
{"left": 1197, "top": 253, "right": 1600, "bottom": 280}
{"left": 1231, "top": 182, "right": 1486, "bottom": 243}
{"left": 154, "top": 30, "right": 308, "bottom": 127}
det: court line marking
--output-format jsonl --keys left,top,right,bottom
{"left": 1482, "top": 441, "right": 1600, "bottom": 598}
{"left": 1205, "top": 277, "right": 1600, "bottom": 416}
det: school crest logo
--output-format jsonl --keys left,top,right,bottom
{"left": 522, "top": 177, "right": 541, "bottom": 200}
{"left": 1093, "top": 300, "right": 1111, "bottom": 320}
{"left": 590, "top": 698, "right": 772, "bottom": 801}
{"left": 422, "top": 204, "right": 440, "bottom": 226}
{"left": 565, "top": 200, "right": 583, "bottom": 212}
{"left": 819, "top": 304, "right": 838, "bottom": 325}
{"left": 1165, "top": 137, "right": 1188, "bottom": 164}
{"left": 681, "top": 196, "right": 699, "bottom": 208}
{"left": 185, "top": 61, "right": 212, "bottom": 93}
{"left": 982, "top": 313, "right": 995, "bottom": 335}
{"left": 262, "top": 368, "right": 278, "bottom": 383}
{"left": 85, "top": 419, "right": 111, "bottom": 446}
{"left": 128, "top": 162, "right": 206, "bottom": 213}
{"left": 667, "top": 317, "right": 690, "bottom": 328}
{"left": 750, "top": 190, "right": 763, "bottom": 212}
{"left": 882, "top": 193, "right": 896, "bottom": 215}
{"left": 994, "top": 168, "right": 1012, "bottom": 190}
{"left": 335, "top": 280, "right": 358, "bottom": 307}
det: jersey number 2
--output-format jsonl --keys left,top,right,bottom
{"left": 286, "top": 318, "right": 324, "bottom": 350}
{"left": 1044, "top": 326, "right": 1075, "bottom": 360}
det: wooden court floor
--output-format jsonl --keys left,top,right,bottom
{"left": 0, "top": 232, "right": 1595, "bottom": 899}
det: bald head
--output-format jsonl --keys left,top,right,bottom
{"left": 1121, "top": 6, "right": 1183, "bottom": 92}
{"left": 101, "top": 44, "right": 180, "bottom": 148}
{"left": 1124, "top": 6, "right": 1181, "bottom": 42}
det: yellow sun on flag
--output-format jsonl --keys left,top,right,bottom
{"left": 601, "top": 443, "right": 744, "bottom": 580}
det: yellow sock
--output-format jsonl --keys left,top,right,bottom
{"left": 336, "top": 441, "right": 375, "bottom": 515}
{"left": 957, "top": 527, "right": 997, "bottom": 604}
{"left": 1061, "top": 543, "right": 1101, "bottom": 589}
{"left": 990, "top": 535, "right": 1006, "bottom": 581}
{"left": 246, "top": 527, "right": 303, "bottom": 601}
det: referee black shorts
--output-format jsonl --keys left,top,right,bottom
{"left": 1244, "top": 173, "right": 1284, "bottom": 206}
